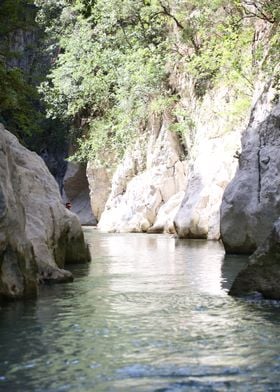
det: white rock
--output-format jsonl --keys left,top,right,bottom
{"left": 174, "top": 86, "right": 244, "bottom": 239}
{"left": 97, "top": 115, "right": 187, "bottom": 232}
{"left": 149, "top": 191, "right": 185, "bottom": 234}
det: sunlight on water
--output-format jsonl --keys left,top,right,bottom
{"left": 1, "top": 229, "right": 280, "bottom": 392}
{"left": 89, "top": 233, "right": 226, "bottom": 296}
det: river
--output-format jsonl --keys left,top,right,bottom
{"left": 1, "top": 229, "right": 280, "bottom": 391}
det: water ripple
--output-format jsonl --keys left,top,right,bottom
{"left": 0, "top": 231, "right": 280, "bottom": 391}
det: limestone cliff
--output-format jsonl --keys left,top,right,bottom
{"left": 85, "top": 6, "right": 277, "bottom": 241}
{"left": 91, "top": 83, "right": 245, "bottom": 237}
{"left": 174, "top": 84, "right": 244, "bottom": 240}
{"left": 97, "top": 114, "right": 187, "bottom": 233}
{"left": 63, "top": 162, "right": 97, "bottom": 226}
{"left": 221, "top": 82, "right": 280, "bottom": 253}
{"left": 86, "top": 164, "right": 111, "bottom": 223}
{"left": 0, "top": 126, "right": 90, "bottom": 301}
{"left": 220, "top": 80, "right": 280, "bottom": 298}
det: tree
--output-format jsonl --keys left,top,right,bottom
{"left": 37, "top": 0, "right": 170, "bottom": 163}
{"left": 36, "top": 0, "right": 280, "bottom": 163}
{"left": 0, "top": 0, "right": 42, "bottom": 138}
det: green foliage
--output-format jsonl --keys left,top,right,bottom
{"left": 37, "top": 0, "right": 170, "bottom": 162}
{"left": 0, "top": 0, "right": 42, "bottom": 138}
{"left": 170, "top": 2, "right": 255, "bottom": 97}
{"left": 170, "top": 106, "right": 195, "bottom": 136}
{"left": 0, "top": 0, "right": 70, "bottom": 150}
{"left": 0, "top": 64, "right": 41, "bottom": 135}
{"left": 36, "top": 0, "right": 280, "bottom": 163}
{"left": 149, "top": 95, "right": 178, "bottom": 116}
{"left": 169, "top": 0, "right": 279, "bottom": 98}
{"left": 0, "top": 0, "right": 36, "bottom": 36}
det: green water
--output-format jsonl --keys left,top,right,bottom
{"left": 1, "top": 229, "right": 280, "bottom": 391}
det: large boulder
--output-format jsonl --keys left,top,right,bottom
{"left": 221, "top": 84, "right": 280, "bottom": 253}
{"left": 229, "top": 218, "right": 280, "bottom": 299}
{"left": 0, "top": 126, "right": 90, "bottom": 301}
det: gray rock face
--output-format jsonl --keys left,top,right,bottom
{"left": 40, "top": 148, "right": 68, "bottom": 196}
{"left": 0, "top": 126, "right": 90, "bottom": 301}
{"left": 86, "top": 164, "right": 111, "bottom": 222}
{"left": 63, "top": 162, "right": 97, "bottom": 225}
{"left": 229, "top": 218, "right": 280, "bottom": 299}
{"left": 221, "top": 84, "right": 280, "bottom": 253}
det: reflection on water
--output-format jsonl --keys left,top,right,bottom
{"left": 0, "top": 230, "right": 280, "bottom": 392}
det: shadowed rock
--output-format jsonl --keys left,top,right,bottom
{"left": 229, "top": 218, "right": 280, "bottom": 299}
{"left": 64, "top": 162, "right": 97, "bottom": 225}
{"left": 0, "top": 126, "right": 90, "bottom": 301}
{"left": 221, "top": 84, "right": 280, "bottom": 254}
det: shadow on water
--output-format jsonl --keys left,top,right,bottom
{"left": 221, "top": 253, "right": 249, "bottom": 293}
{"left": 221, "top": 254, "right": 280, "bottom": 327}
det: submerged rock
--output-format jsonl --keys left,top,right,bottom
{"left": 229, "top": 218, "right": 280, "bottom": 299}
{"left": 0, "top": 126, "right": 90, "bottom": 301}
{"left": 221, "top": 83, "right": 280, "bottom": 253}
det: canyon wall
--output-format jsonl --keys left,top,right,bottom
{"left": 221, "top": 82, "right": 280, "bottom": 253}
{"left": 0, "top": 126, "right": 90, "bottom": 301}
{"left": 174, "top": 84, "right": 243, "bottom": 240}
{"left": 229, "top": 216, "right": 280, "bottom": 299}
{"left": 220, "top": 80, "right": 280, "bottom": 299}
{"left": 64, "top": 162, "right": 97, "bottom": 226}
{"left": 97, "top": 115, "right": 187, "bottom": 233}
{"left": 89, "top": 82, "right": 245, "bottom": 238}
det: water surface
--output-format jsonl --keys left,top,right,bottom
{"left": 1, "top": 229, "right": 280, "bottom": 391}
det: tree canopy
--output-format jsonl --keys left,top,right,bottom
{"left": 0, "top": 0, "right": 41, "bottom": 138}
{"left": 34, "top": 0, "right": 279, "bottom": 164}
{"left": 1, "top": 0, "right": 279, "bottom": 158}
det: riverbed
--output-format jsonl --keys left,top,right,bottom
{"left": 1, "top": 229, "right": 280, "bottom": 391}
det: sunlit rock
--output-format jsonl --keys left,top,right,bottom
{"left": 174, "top": 86, "right": 243, "bottom": 240}
{"left": 98, "top": 115, "right": 187, "bottom": 232}
{"left": 149, "top": 191, "right": 185, "bottom": 234}
{"left": 0, "top": 126, "right": 90, "bottom": 301}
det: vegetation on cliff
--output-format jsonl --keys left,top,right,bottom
{"left": 0, "top": 0, "right": 68, "bottom": 151}
{"left": 35, "top": 0, "right": 279, "bottom": 164}
{"left": 0, "top": 0, "right": 39, "bottom": 138}
{"left": 1, "top": 1, "right": 279, "bottom": 158}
